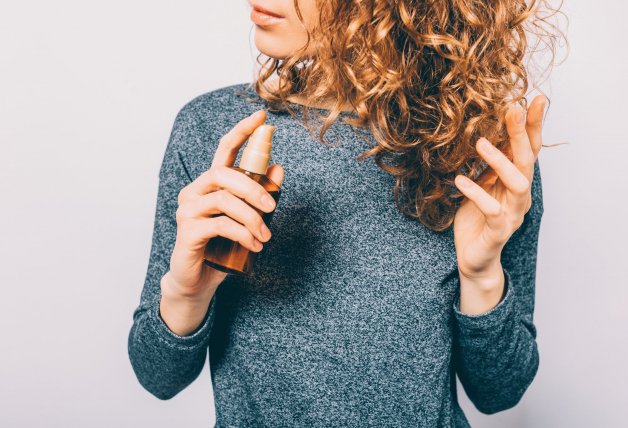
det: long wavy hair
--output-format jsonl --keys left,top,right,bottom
{"left": 246, "top": 0, "right": 568, "bottom": 232}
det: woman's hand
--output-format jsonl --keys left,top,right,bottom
{"left": 452, "top": 95, "right": 546, "bottom": 314}
{"left": 160, "top": 109, "right": 285, "bottom": 335}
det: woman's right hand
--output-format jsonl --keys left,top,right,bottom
{"left": 160, "top": 109, "right": 284, "bottom": 334}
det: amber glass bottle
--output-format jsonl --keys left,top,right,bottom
{"left": 203, "top": 124, "right": 281, "bottom": 276}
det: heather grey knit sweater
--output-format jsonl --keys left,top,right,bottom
{"left": 128, "top": 83, "right": 543, "bottom": 427}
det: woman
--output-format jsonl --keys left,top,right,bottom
{"left": 128, "top": 0, "right": 563, "bottom": 426}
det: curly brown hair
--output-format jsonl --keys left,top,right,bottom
{"left": 247, "top": 0, "right": 568, "bottom": 232}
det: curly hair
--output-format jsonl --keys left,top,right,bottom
{"left": 247, "top": 0, "right": 568, "bottom": 232}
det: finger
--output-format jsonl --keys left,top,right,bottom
{"left": 475, "top": 137, "right": 530, "bottom": 213}
{"left": 266, "top": 163, "right": 285, "bottom": 188}
{"left": 180, "top": 215, "right": 263, "bottom": 252}
{"left": 178, "top": 189, "right": 271, "bottom": 243}
{"left": 211, "top": 110, "right": 267, "bottom": 168}
{"left": 454, "top": 174, "right": 503, "bottom": 231}
{"left": 525, "top": 95, "right": 547, "bottom": 159}
{"left": 505, "top": 103, "right": 535, "bottom": 181}
{"left": 181, "top": 166, "right": 277, "bottom": 213}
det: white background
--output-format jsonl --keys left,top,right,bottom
{"left": 1, "top": 1, "right": 626, "bottom": 427}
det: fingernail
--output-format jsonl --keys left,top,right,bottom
{"left": 259, "top": 223, "right": 271, "bottom": 240}
{"left": 262, "top": 194, "right": 276, "bottom": 210}
{"left": 457, "top": 176, "right": 472, "bottom": 188}
{"left": 478, "top": 138, "right": 492, "bottom": 151}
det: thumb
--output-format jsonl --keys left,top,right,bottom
{"left": 211, "top": 110, "right": 267, "bottom": 168}
{"left": 266, "top": 163, "right": 285, "bottom": 188}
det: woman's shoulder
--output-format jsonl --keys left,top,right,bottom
{"left": 170, "top": 82, "right": 261, "bottom": 146}
{"left": 175, "top": 82, "right": 262, "bottom": 126}
{"left": 167, "top": 82, "right": 265, "bottom": 177}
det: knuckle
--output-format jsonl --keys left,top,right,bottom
{"left": 178, "top": 187, "right": 190, "bottom": 205}
{"left": 208, "top": 167, "right": 226, "bottom": 187}
{"left": 488, "top": 206, "right": 502, "bottom": 218}
{"left": 512, "top": 185, "right": 527, "bottom": 197}
{"left": 205, "top": 217, "right": 224, "bottom": 240}
{"left": 175, "top": 206, "right": 184, "bottom": 222}
{"left": 175, "top": 205, "right": 191, "bottom": 222}
{"left": 203, "top": 167, "right": 215, "bottom": 179}
{"left": 197, "top": 168, "right": 213, "bottom": 185}
{"left": 213, "top": 165, "right": 229, "bottom": 179}
{"left": 211, "top": 165, "right": 224, "bottom": 180}
{"left": 214, "top": 189, "right": 229, "bottom": 206}
{"left": 214, "top": 215, "right": 227, "bottom": 230}
{"left": 485, "top": 203, "right": 503, "bottom": 218}
{"left": 177, "top": 223, "right": 195, "bottom": 243}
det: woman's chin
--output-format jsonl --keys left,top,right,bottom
{"left": 254, "top": 30, "right": 310, "bottom": 60}
{"left": 254, "top": 37, "right": 289, "bottom": 59}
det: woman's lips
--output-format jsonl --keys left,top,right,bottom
{"left": 250, "top": 6, "right": 285, "bottom": 27}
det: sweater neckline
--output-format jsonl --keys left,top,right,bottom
{"left": 242, "top": 83, "right": 359, "bottom": 121}
{"left": 284, "top": 98, "right": 359, "bottom": 120}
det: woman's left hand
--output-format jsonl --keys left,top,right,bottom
{"left": 452, "top": 95, "right": 547, "bottom": 314}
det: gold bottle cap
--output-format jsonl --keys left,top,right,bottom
{"left": 239, "top": 124, "right": 275, "bottom": 175}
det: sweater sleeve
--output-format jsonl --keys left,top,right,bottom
{"left": 451, "top": 158, "right": 544, "bottom": 414}
{"left": 127, "top": 103, "right": 217, "bottom": 400}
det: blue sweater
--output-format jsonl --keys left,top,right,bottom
{"left": 128, "top": 83, "right": 543, "bottom": 427}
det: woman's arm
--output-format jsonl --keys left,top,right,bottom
{"left": 452, "top": 158, "right": 544, "bottom": 414}
{"left": 127, "top": 104, "right": 217, "bottom": 400}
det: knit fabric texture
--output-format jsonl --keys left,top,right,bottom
{"left": 128, "top": 83, "right": 544, "bottom": 427}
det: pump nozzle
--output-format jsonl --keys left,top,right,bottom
{"left": 239, "top": 124, "right": 276, "bottom": 175}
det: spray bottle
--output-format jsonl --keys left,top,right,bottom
{"left": 203, "top": 124, "right": 281, "bottom": 276}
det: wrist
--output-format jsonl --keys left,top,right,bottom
{"left": 458, "top": 259, "right": 504, "bottom": 292}
{"left": 161, "top": 270, "right": 216, "bottom": 301}
{"left": 159, "top": 272, "right": 216, "bottom": 336}
{"left": 458, "top": 261, "right": 505, "bottom": 315}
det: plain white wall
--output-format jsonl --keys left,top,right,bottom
{"left": 1, "top": 1, "right": 625, "bottom": 427}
